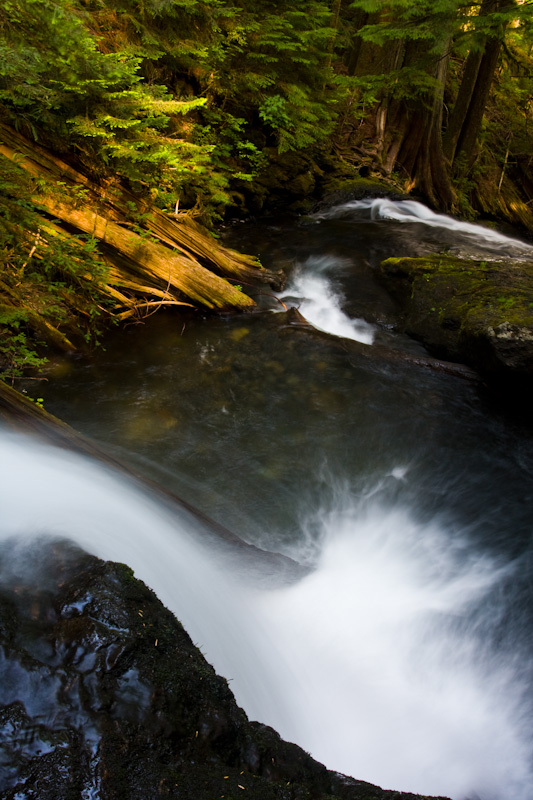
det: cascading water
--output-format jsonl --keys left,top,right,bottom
{"left": 314, "top": 198, "right": 533, "bottom": 257}
{"left": 275, "top": 255, "right": 375, "bottom": 343}
{"left": 1, "top": 431, "right": 532, "bottom": 800}
{"left": 3, "top": 199, "right": 533, "bottom": 800}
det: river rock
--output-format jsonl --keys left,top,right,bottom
{"left": 376, "top": 254, "right": 533, "bottom": 395}
{"left": 0, "top": 537, "right": 449, "bottom": 800}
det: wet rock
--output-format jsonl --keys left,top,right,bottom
{"left": 0, "top": 538, "right": 450, "bottom": 800}
{"left": 376, "top": 254, "right": 533, "bottom": 396}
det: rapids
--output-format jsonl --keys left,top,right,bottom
{"left": 2, "top": 199, "right": 533, "bottom": 799}
{"left": 314, "top": 198, "right": 533, "bottom": 257}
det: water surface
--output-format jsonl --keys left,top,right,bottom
{"left": 3, "top": 200, "right": 533, "bottom": 800}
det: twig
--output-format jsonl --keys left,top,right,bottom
{"left": 138, "top": 268, "right": 175, "bottom": 319}
{"left": 229, "top": 279, "right": 288, "bottom": 310}
{"left": 116, "top": 300, "right": 195, "bottom": 321}
{"left": 498, "top": 142, "right": 511, "bottom": 195}
{"left": 267, "top": 294, "right": 288, "bottom": 310}
{"left": 18, "top": 228, "right": 42, "bottom": 279}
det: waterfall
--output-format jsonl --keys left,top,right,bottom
{"left": 1, "top": 429, "right": 531, "bottom": 800}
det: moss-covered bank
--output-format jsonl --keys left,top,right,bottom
{"left": 376, "top": 254, "right": 533, "bottom": 394}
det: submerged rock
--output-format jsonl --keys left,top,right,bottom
{"left": 376, "top": 254, "right": 533, "bottom": 396}
{"left": 0, "top": 538, "right": 449, "bottom": 800}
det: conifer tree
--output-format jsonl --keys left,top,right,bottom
{"left": 0, "top": 0, "right": 213, "bottom": 206}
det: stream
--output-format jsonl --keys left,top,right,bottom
{"left": 2, "top": 199, "right": 533, "bottom": 799}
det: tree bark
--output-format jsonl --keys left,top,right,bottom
{"left": 344, "top": 8, "right": 369, "bottom": 76}
{"left": 33, "top": 199, "right": 255, "bottom": 310}
{"left": 454, "top": 34, "right": 503, "bottom": 169}
{"left": 349, "top": 11, "right": 403, "bottom": 78}
{"left": 419, "top": 43, "right": 456, "bottom": 207}
{"left": 384, "top": 37, "right": 457, "bottom": 210}
{"left": 442, "top": 48, "right": 484, "bottom": 164}
{"left": 444, "top": 0, "right": 509, "bottom": 170}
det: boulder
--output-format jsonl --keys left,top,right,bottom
{"left": 0, "top": 538, "right": 449, "bottom": 800}
{"left": 376, "top": 254, "right": 533, "bottom": 395}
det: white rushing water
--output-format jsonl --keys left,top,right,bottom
{"left": 1, "top": 431, "right": 531, "bottom": 800}
{"left": 316, "top": 198, "right": 533, "bottom": 255}
{"left": 277, "top": 255, "right": 375, "bottom": 344}
{"left": 275, "top": 199, "right": 533, "bottom": 342}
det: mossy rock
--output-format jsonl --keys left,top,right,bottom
{"left": 311, "top": 175, "right": 408, "bottom": 216}
{"left": 376, "top": 254, "right": 533, "bottom": 391}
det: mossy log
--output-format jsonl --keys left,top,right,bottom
{"left": 0, "top": 277, "right": 75, "bottom": 352}
{"left": 0, "top": 122, "right": 280, "bottom": 313}
{"left": 34, "top": 197, "right": 254, "bottom": 310}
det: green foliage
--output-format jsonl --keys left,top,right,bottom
{"left": 259, "top": 95, "right": 293, "bottom": 132}
{"left": 1, "top": 0, "right": 531, "bottom": 276}
{"left": 0, "top": 307, "right": 48, "bottom": 383}
{"left": 0, "top": 154, "right": 113, "bottom": 378}
{"left": 213, "top": 3, "right": 341, "bottom": 153}
{"left": 0, "top": 0, "right": 349, "bottom": 218}
{"left": 103, "top": 0, "right": 342, "bottom": 156}
{"left": 0, "top": 0, "right": 214, "bottom": 207}
{"left": 350, "top": 0, "right": 461, "bottom": 48}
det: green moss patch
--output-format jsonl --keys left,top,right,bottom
{"left": 377, "top": 255, "right": 533, "bottom": 385}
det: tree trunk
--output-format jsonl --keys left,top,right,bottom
{"left": 442, "top": 48, "right": 484, "bottom": 164}
{"left": 34, "top": 198, "right": 255, "bottom": 311}
{"left": 330, "top": 0, "right": 342, "bottom": 41}
{"left": 345, "top": 8, "right": 404, "bottom": 158}
{"left": 418, "top": 43, "right": 456, "bottom": 207}
{"left": 384, "top": 38, "right": 456, "bottom": 210}
{"left": 454, "top": 35, "right": 503, "bottom": 169}
{"left": 349, "top": 11, "right": 403, "bottom": 78}
{"left": 444, "top": 0, "right": 509, "bottom": 170}
{"left": 344, "top": 9, "right": 369, "bottom": 76}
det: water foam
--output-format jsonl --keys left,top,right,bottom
{"left": 317, "top": 198, "right": 533, "bottom": 255}
{"left": 1, "top": 431, "right": 531, "bottom": 800}
{"left": 277, "top": 255, "right": 375, "bottom": 343}
{"left": 250, "top": 504, "right": 531, "bottom": 800}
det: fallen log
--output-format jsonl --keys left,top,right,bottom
{"left": 0, "top": 123, "right": 280, "bottom": 300}
{"left": 33, "top": 197, "right": 255, "bottom": 310}
{"left": 0, "top": 277, "right": 76, "bottom": 352}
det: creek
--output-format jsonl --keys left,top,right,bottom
{"left": 1, "top": 199, "right": 533, "bottom": 800}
